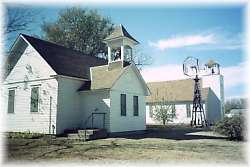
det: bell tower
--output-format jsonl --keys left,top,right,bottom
{"left": 103, "top": 24, "right": 139, "bottom": 68}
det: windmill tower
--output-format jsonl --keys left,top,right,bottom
{"left": 183, "top": 57, "right": 222, "bottom": 127}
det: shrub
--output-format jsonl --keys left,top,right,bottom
{"left": 7, "top": 132, "right": 45, "bottom": 139}
{"left": 214, "top": 115, "right": 245, "bottom": 141}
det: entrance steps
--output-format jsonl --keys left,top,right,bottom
{"left": 66, "top": 129, "right": 107, "bottom": 141}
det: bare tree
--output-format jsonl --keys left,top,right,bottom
{"left": 2, "top": 6, "right": 39, "bottom": 78}
{"left": 132, "top": 46, "right": 153, "bottom": 70}
{"left": 224, "top": 98, "right": 247, "bottom": 114}
{"left": 149, "top": 88, "right": 176, "bottom": 125}
{"left": 4, "top": 7, "right": 35, "bottom": 35}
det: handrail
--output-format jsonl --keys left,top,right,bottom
{"left": 81, "top": 114, "right": 93, "bottom": 141}
{"left": 81, "top": 112, "right": 106, "bottom": 141}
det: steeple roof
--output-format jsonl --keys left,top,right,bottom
{"left": 104, "top": 24, "right": 139, "bottom": 44}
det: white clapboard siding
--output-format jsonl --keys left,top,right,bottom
{"left": 56, "top": 77, "right": 84, "bottom": 134}
{"left": 110, "top": 67, "right": 146, "bottom": 133}
{"left": 202, "top": 75, "right": 224, "bottom": 119}
{"left": 173, "top": 104, "right": 190, "bottom": 124}
{"left": 3, "top": 79, "right": 58, "bottom": 134}
{"left": 3, "top": 40, "right": 58, "bottom": 134}
{"left": 146, "top": 103, "right": 206, "bottom": 125}
{"left": 5, "top": 44, "right": 56, "bottom": 84}
{"left": 79, "top": 90, "right": 110, "bottom": 132}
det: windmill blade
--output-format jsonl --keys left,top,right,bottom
{"left": 183, "top": 56, "right": 199, "bottom": 77}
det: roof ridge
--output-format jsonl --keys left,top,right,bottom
{"left": 21, "top": 33, "right": 107, "bottom": 61}
{"left": 147, "top": 78, "right": 194, "bottom": 84}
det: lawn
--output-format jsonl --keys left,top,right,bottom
{"left": 4, "top": 125, "right": 247, "bottom": 164}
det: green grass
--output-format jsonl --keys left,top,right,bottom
{"left": 5, "top": 127, "right": 246, "bottom": 164}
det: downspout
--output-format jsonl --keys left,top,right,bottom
{"left": 49, "top": 96, "right": 52, "bottom": 134}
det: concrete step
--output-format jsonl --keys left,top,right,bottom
{"left": 67, "top": 133, "right": 81, "bottom": 140}
{"left": 80, "top": 129, "right": 107, "bottom": 140}
{"left": 67, "top": 129, "right": 107, "bottom": 141}
{"left": 78, "top": 129, "right": 94, "bottom": 135}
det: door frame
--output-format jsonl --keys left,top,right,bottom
{"left": 92, "top": 112, "right": 106, "bottom": 129}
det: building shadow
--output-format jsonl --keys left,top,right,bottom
{"left": 117, "top": 126, "right": 227, "bottom": 141}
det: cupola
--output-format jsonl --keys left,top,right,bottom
{"left": 103, "top": 24, "right": 139, "bottom": 68}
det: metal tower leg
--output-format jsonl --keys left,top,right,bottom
{"left": 190, "top": 75, "right": 208, "bottom": 127}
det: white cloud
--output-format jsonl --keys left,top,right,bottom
{"left": 221, "top": 62, "right": 247, "bottom": 90}
{"left": 148, "top": 31, "right": 243, "bottom": 51}
{"left": 189, "top": 32, "right": 243, "bottom": 51}
{"left": 141, "top": 63, "right": 247, "bottom": 92}
{"left": 141, "top": 64, "right": 188, "bottom": 82}
{"left": 148, "top": 34, "right": 215, "bottom": 50}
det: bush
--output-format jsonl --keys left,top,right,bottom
{"left": 7, "top": 132, "right": 45, "bottom": 139}
{"left": 214, "top": 116, "right": 245, "bottom": 141}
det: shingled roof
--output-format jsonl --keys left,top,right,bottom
{"left": 146, "top": 79, "right": 210, "bottom": 103}
{"left": 78, "top": 62, "right": 130, "bottom": 91}
{"left": 104, "top": 24, "right": 139, "bottom": 44}
{"left": 21, "top": 34, "right": 107, "bottom": 79}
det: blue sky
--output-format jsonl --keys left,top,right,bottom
{"left": 5, "top": 4, "right": 246, "bottom": 99}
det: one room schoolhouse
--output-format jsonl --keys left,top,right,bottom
{"left": 3, "top": 25, "right": 150, "bottom": 135}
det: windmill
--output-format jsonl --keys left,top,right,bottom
{"left": 183, "top": 57, "right": 220, "bottom": 127}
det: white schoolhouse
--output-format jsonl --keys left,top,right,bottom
{"left": 3, "top": 25, "right": 150, "bottom": 135}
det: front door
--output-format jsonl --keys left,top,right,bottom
{"left": 92, "top": 113, "right": 105, "bottom": 129}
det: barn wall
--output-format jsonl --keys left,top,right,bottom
{"left": 173, "top": 104, "right": 191, "bottom": 124}
{"left": 206, "top": 90, "right": 222, "bottom": 124}
{"left": 202, "top": 75, "right": 224, "bottom": 118}
{"left": 146, "top": 102, "right": 206, "bottom": 125}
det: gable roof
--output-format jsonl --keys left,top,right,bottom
{"left": 78, "top": 62, "right": 150, "bottom": 96}
{"left": 19, "top": 34, "right": 107, "bottom": 79}
{"left": 78, "top": 62, "right": 130, "bottom": 91}
{"left": 104, "top": 24, "right": 139, "bottom": 44}
{"left": 146, "top": 79, "right": 210, "bottom": 103}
